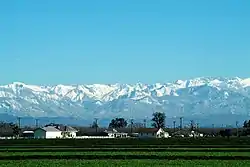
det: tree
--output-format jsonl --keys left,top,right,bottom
{"left": 243, "top": 120, "right": 250, "bottom": 128}
{"left": 190, "top": 120, "right": 195, "bottom": 131}
{"left": 219, "top": 129, "right": 232, "bottom": 138}
{"left": 151, "top": 112, "right": 166, "bottom": 129}
{"left": 11, "top": 124, "right": 20, "bottom": 137}
{"left": 109, "top": 118, "right": 127, "bottom": 128}
{"left": 91, "top": 121, "right": 99, "bottom": 129}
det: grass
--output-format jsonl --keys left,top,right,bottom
{"left": 0, "top": 151, "right": 250, "bottom": 156}
{"left": 1, "top": 160, "right": 250, "bottom": 167}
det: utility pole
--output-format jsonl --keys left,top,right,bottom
{"left": 180, "top": 117, "right": 183, "bottom": 130}
{"left": 190, "top": 120, "right": 195, "bottom": 131}
{"left": 35, "top": 119, "right": 39, "bottom": 128}
{"left": 236, "top": 121, "right": 239, "bottom": 137}
{"left": 212, "top": 124, "right": 215, "bottom": 136}
{"left": 173, "top": 120, "right": 176, "bottom": 133}
{"left": 17, "top": 117, "right": 21, "bottom": 128}
{"left": 143, "top": 119, "right": 147, "bottom": 128}
{"left": 94, "top": 118, "right": 98, "bottom": 133}
{"left": 17, "top": 117, "right": 21, "bottom": 138}
{"left": 130, "top": 119, "right": 134, "bottom": 133}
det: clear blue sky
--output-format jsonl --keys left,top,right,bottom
{"left": 0, "top": 0, "right": 249, "bottom": 85}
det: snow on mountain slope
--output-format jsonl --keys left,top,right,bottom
{"left": 0, "top": 77, "right": 250, "bottom": 120}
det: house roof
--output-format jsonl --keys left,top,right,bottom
{"left": 23, "top": 131, "right": 34, "bottom": 134}
{"left": 172, "top": 129, "right": 192, "bottom": 136}
{"left": 104, "top": 128, "right": 118, "bottom": 133}
{"left": 56, "top": 125, "right": 78, "bottom": 132}
{"left": 40, "top": 126, "right": 61, "bottom": 132}
{"left": 135, "top": 128, "right": 160, "bottom": 133}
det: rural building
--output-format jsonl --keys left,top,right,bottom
{"left": 76, "top": 128, "right": 128, "bottom": 138}
{"left": 171, "top": 129, "right": 204, "bottom": 138}
{"left": 22, "top": 131, "right": 34, "bottom": 139}
{"left": 56, "top": 125, "right": 78, "bottom": 138}
{"left": 188, "top": 130, "right": 204, "bottom": 137}
{"left": 34, "top": 126, "right": 62, "bottom": 139}
{"left": 104, "top": 129, "right": 128, "bottom": 138}
{"left": 34, "top": 124, "right": 78, "bottom": 139}
{"left": 137, "top": 128, "right": 170, "bottom": 138}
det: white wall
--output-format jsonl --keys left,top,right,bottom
{"left": 70, "top": 132, "right": 76, "bottom": 138}
{"left": 156, "top": 128, "right": 170, "bottom": 138}
{"left": 45, "top": 131, "right": 62, "bottom": 139}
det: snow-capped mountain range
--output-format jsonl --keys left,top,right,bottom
{"left": 1, "top": 77, "right": 250, "bottom": 126}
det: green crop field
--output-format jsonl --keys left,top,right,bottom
{"left": 1, "top": 137, "right": 250, "bottom": 147}
{"left": 0, "top": 151, "right": 250, "bottom": 156}
{"left": 1, "top": 160, "right": 250, "bottom": 167}
{"left": 0, "top": 138, "right": 250, "bottom": 166}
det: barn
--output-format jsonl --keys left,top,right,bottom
{"left": 34, "top": 126, "right": 62, "bottom": 139}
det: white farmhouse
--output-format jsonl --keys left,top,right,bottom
{"left": 137, "top": 128, "right": 170, "bottom": 138}
{"left": 34, "top": 126, "right": 62, "bottom": 139}
{"left": 34, "top": 124, "right": 78, "bottom": 139}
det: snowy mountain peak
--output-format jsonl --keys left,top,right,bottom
{"left": 0, "top": 77, "right": 250, "bottom": 120}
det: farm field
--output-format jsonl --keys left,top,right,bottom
{"left": 1, "top": 137, "right": 250, "bottom": 147}
{"left": 1, "top": 160, "right": 250, "bottom": 167}
{"left": 0, "top": 138, "right": 250, "bottom": 166}
{"left": 2, "top": 147, "right": 250, "bottom": 152}
{"left": 0, "top": 151, "right": 250, "bottom": 156}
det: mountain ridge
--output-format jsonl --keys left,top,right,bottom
{"left": 0, "top": 77, "right": 250, "bottom": 126}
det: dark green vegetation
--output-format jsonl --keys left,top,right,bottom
{"left": 1, "top": 137, "right": 250, "bottom": 146}
{"left": 0, "top": 160, "right": 250, "bottom": 167}
{"left": 0, "top": 138, "right": 250, "bottom": 166}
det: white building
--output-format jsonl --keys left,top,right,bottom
{"left": 189, "top": 131, "right": 204, "bottom": 138}
{"left": 34, "top": 126, "right": 62, "bottom": 139}
{"left": 104, "top": 129, "right": 128, "bottom": 138}
{"left": 60, "top": 126, "right": 78, "bottom": 138}
{"left": 137, "top": 128, "right": 170, "bottom": 138}
{"left": 34, "top": 124, "right": 78, "bottom": 139}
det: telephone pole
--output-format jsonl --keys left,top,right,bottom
{"left": 173, "top": 120, "right": 176, "bottom": 133}
{"left": 212, "top": 124, "right": 215, "bottom": 136}
{"left": 94, "top": 118, "right": 98, "bottom": 133}
{"left": 17, "top": 117, "right": 21, "bottom": 128}
{"left": 130, "top": 119, "right": 134, "bottom": 133}
{"left": 143, "top": 119, "right": 147, "bottom": 128}
{"left": 236, "top": 121, "right": 239, "bottom": 137}
{"left": 190, "top": 120, "right": 195, "bottom": 131}
{"left": 180, "top": 117, "right": 183, "bottom": 130}
{"left": 35, "top": 119, "right": 39, "bottom": 128}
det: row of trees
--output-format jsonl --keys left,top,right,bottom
{"left": 107, "top": 112, "right": 166, "bottom": 129}
{"left": 90, "top": 112, "right": 166, "bottom": 129}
